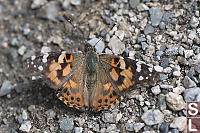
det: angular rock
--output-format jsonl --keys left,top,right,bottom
{"left": 141, "top": 109, "right": 164, "bottom": 125}
{"left": 166, "top": 92, "right": 185, "bottom": 111}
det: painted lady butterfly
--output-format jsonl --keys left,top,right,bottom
{"left": 25, "top": 45, "right": 159, "bottom": 112}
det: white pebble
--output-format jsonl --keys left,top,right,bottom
{"left": 38, "top": 66, "right": 43, "bottom": 71}
{"left": 31, "top": 55, "right": 36, "bottom": 60}
{"left": 139, "top": 76, "right": 144, "bottom": 81}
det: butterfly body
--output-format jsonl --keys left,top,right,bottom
{"left": 25, "top": 45, "right": 159, "bottom": 112}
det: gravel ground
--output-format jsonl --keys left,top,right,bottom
{"left": 0, "top": 0, "right": 200, "bottom": 133}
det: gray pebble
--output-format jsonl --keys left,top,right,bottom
{"left": 141, "top": 42, "right": 148, "bottom": 51}
{"left": 190, "top": 16, "right": 199, "bottom": 28}
{"left": 161, "top": 58, "right": 169, "bottom": 68}
{"left": 129, "top": 0, "right": 140, "bottom": 9}
{"left": 45, "top": 109, "right": 56, "bottom": 118}
{"left": 31, "top": 0, "right": 47, "bottom": 9}
{"left": 0, "top": 80, "right": 12, "bottom": 97}
{"left": 37, "top": 1, "right": 60, "bottom": 22}
{"left": 151, "top": 85, "right": 161, "bottom": 95}
{"left": 158, "top": 94, "right": 167, "bottom": 110}
{"left": 165, "top": 46, "right": 179, "bottom": 56}
{"left": 144, "top": 24, "right": 154, "bottom": 35}
{"left": 159, "top": 122, "right": 169, "bottom": 133}
{"left": 103, "top": 112, "right": 117, "bottom": 123}
{"left": 70, "top": 0, "right": 81, "bottom": 6}
{"left": 108, "top": 36, "right": 125, "bottom": 54}
{"left": 184, "top": 87, "right": 200, "bottom": 102}
{"left": 18, "top": 46, "right": 26, "bottom": 55}
{"left": 88, "top": 38, "right": 105, "bottom": 53}
{"left": 59, "top": 117, "right": 74, "bottom": 132}
{"left": 74, "top": 127, "right": 83, "bottom": 133}
{"left": 19, "top": 121, "right": 32, "bottom": 133}
{"left": 141, "top": 109, "right": 164, "bottom": 125}
{"left": 171, "top": 128, "right": 179, "bottom": 133}
{"left": 137, "top": 37, "right": 146, "bottom": 43}
{"left": 159, "top": 22, "right": 166, "bottom": 30}
{"left": 22, "top": 50, "right": 35, "bottom": 61}
{"left": 149, "top": 7, "right": 163, "bottom": 26}
{"left": 125, "top": 123, "right": 134, "bottom": 132}
{"left": 156, "top": 51, "right": 164, "bottom": 56}
{"left": 133, "top": 123, "right": 145, "bottom": 132}
{"left": 194, "top": 62, "right": 200, "bottom": 73}
{"left": 183, "top": 76, "right": 196, "bottom": 89}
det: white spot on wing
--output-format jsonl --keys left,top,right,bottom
{"left": 42, "top": 53, "right": 49, "bottom": 63}
{"left": 146, "top": 77, "right": 149, "bottom": 79}
{"left": 38, "top": 66, "right": 43, "bottom": 71}
{"left": 119, "top": 59, "right": 126, "bottom": 69}
{"left": 139, "top": 76, "right": 144, "bottom": 80}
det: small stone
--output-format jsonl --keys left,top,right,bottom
{"left": 159, "top": 22, "right": 166, "bottom": 30}
{"left": 188, "top": 30, "right": 196, "bottom": 40}
{"left": 88, "top": 38, "right": 105, "bottom": 53}
{"left": 165, "top": 46, "right": 179, "bottom": 56}
{"left": 37, "top": 1, "right": 60, "bottom": 22}
{"left": 141, "top": 109, "right": 164, "bottom": 125}
{"left": 194, "top": 62, "right": 200, "bottom": 74}
{"left": 184, "top": 50, "right": 194, "bottom": 58}
{"left": 151, "top": 85, "right": 161, "bottom": 95}
{"left": 173, "top": 86, "right": 185, "bottom": 94}
{"left": 133, "top": 123, "right": 145, "bottom": 132}
{"left": 0, "top": 80, "right": 12, "bottom": 97}
{"left": 103, "top": 112, "right": 116, "bottom": 123}
{"left": 144, "top": 24, "right": 154, "bottom": 35}
{"left": 129, "top": 0, "right": 140, "bottom": 9}
{"left": 108, "top": 36, "right": 125, "bottom": 54}
{"left": 137, "top": 3, "right": 149, "bottom": 11}
{"left": 115, "top": 30, "right": 125, "bottom": 40}
{"left": 116, "top": 113, "right": 122, "bottom": 122}
{"left": 170, "top": 117, "right": 187, "bottom": 132}
{"left": 22, "top": 110, "right": 28, "bottom": 120}
{"left": 190, "top": 16, "right": 199, "bottom": 28}
{"left": 170, "top": 128, "right": 179, "bottom": 133}
{"left": 166, "top": 92, "right": 185, "bottom": 111}
{"left": 22, "top": 50, "right": 35, "bottom": 61}
{"left": 23, "top": 28, "right": 31, "bottom": 36}
{"left": 59, "top": 117, "right": 74, "bottom": 132}
{"left": 149, "top": 7, "right": 163, "bottom": 26}
{"left": 19, "top": 121, "right": 32, "bottom": 133}
{"left": 183, "top": 76, "right": 196, "bottom": 89}
{"left": 159, "top": 122, "right": 169, "bottom": 133}
{"left": 45, "top": 109, "right": 56, "bottom": 118}
{"left": 184, "top": 87, "right": 200, "bottom": 102}
{"left": 18, "top": 46, "right": 27, "bottom": 55}
{"left": 104, "top": 17, "right": 113, "bottom": 25}
{"left": 158, "top": 94, "right": 167, "bottom": 110}
{"left": 173, "top": 71, "right": 181, "bottom": 77}
{"left": 74, "top": 127, "right": 83, "bottom": 133}
{"left": 62, "top": 0, "right": 70, "bottom": 9}
{"left": 106, "top": 124, "right": 117, "bottom": 132}
{"left": 125, "top": 123, "right": 134, "bottom": 132}
{"left": 31, "top": 0, "right": 47, "bottom": 9}
{"left": 160, "top": 58, "right": 169, "bottom": 68}
{"left": 70, "top": 0, "right": 81, "bottom": 6}
{"left": 41, "top": 46, "right": 51, "bottom": 54}
{"left": 154, "top": 65, "right": 163, "bottom": 72}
